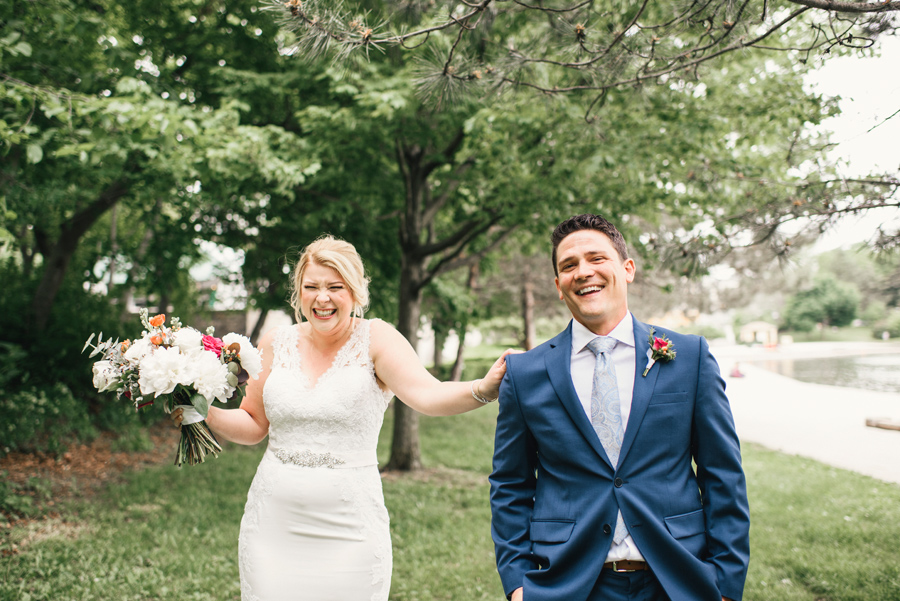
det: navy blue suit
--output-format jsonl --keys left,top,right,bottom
{"left": 490, "top": 318, "right": 750, "bottom": 601}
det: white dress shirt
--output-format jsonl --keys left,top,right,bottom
{"left": 569, "top": 313, "right": 645, "bottom": 562}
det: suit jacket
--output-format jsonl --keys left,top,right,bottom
{"left": 489, "top": 317, "right": 750, "bottom": 601}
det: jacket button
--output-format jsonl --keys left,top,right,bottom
{"left": 603, "top": 524, "right": 612, "bottom": 535}
{"left": 614, "top": 478, "right": 623, "bottom": 487}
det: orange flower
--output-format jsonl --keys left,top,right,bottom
{"left": 150, "top": 335, "right": 164, "bottom": 345}
{"left": 120, "top": 340, "right": 131, "bottom": 352}
{"left": 149, "top": 314, "right": 166, "bottom": 327}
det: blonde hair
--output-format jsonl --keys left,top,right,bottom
{"left": 289, "top": 236, "right": 370, "bottom": 322}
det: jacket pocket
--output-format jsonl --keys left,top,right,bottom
{"left": 650, "top": 392, "right": 689, "bottom": 405}
{"left": 530, "top": 519, "right": 575, "bottom": 543}
{"left": 664, "top": 509, "right": 705, "bottom": 539}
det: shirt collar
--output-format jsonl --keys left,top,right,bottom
{"left": 571, "top": 313, "right": 635, "bottom": 354}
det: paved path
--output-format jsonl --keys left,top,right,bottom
{"left": 709, "top": 342, "right": 900, "bottom": 485}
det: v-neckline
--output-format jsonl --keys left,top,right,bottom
{"left": 294, "top": 321, "right": 360, "bottom": 390}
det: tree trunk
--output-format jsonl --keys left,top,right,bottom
{"left": 249, "top": 307, "right": 269, "bottom": 345}
{"left": 384, "top": 257, "right": 425, "bottom": 471}
{"left": 158, "top": 287, "right": 170, "bottom": 315}
{"left": 31, "top": 178, "right": 130, "bottom": 332}
{"left": 432, "top": 330, "right": 445, "bottom": 376}
{"left": 384, "top": 132, "right": 502, "bottom": 471}
{"left": 120, "top": 199, "right": 161, "bottom": 323}
{"left": 449, "top": 323, "right": 466, "bottom": 381}
{"left": 107, "top": 204, "right": 118, "bottom": 291}
{"left": 32, "top": 242, "right": 78, "bottom": 333}
{"left": 522, "top": 275, "right": 536, "bottom": 350}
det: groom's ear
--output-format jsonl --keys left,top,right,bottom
{"left": 623, "top": 258, "right": 636, "bottom": 283}
{"left": 554, "top": 277, "right": 563, "bottom": 300}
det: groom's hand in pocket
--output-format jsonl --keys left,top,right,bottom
{"left": 510, "top": 587, "right": 523, "bottom": 601}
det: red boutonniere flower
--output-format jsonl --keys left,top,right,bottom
{"left": 643, "top": 327, "right": 676, "bottom": 376}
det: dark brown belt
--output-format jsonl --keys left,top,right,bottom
{"left": 603, "top": 560, "right": 650, "bottom": 572}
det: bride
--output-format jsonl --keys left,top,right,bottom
{"left": 174, "top": 235, "right": 512, "bottom": 601}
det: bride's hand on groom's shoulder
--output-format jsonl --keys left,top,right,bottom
{"left": 480, "top": 348, "right": 524, "bottom": 400}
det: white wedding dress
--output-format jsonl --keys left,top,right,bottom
{"left": 238, "top": 320, "right": 393, "bottom": 600}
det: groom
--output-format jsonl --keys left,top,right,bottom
{"left": 490, "top": 214, "right": 750, "bottom": 601}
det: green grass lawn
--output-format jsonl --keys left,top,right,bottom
{"left": 3, "top": 404, "right": 900, "bottom": 600}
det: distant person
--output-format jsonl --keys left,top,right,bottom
{"left": 174, "top": 235, "right": 514, "bottom": 600}
{"left": 490, "top": 214, "right": 750, "bottom": 601}
{"left": 730, "top": 363, "right": 745, "bottom": 378}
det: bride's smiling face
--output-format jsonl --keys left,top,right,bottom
{"left": 300, "top": 261, "right": 355, "bottom": 332}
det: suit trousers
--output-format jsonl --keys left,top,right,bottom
{"left": 587, "top": 568, "right": 670, "bottom": 601}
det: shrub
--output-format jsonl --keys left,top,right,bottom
{"left": 873, "top": 311, "right": 900, "bottom": 340}
{"left": 860, "top": 300, "right": 888, "bottom": 325}
{"left": 679, "top": 325, "right": 727, "bottom": 340}
{"left": 0, "top": 262, "right": 146, "bottom": 453}
{"left": 0, "top": 382, "right": 96, "bottom": 456}
{"left": 782, "top": 275, "right": 860, "bottom": 332}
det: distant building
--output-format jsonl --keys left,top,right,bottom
{"left": 739, "top": 321, "right": 778, "bottom": 346}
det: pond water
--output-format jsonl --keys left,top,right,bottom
{"left": 750, "top": 353, "right": 900, "bottom": 394}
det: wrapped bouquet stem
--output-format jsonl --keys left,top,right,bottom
{"left": 167, "top": 389, "right": 223, "bottom": 467}
{"left": 85, "top": 309, "right": 262, "bottom": 467}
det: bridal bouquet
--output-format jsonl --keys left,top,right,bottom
{"left": 84, "top": 309, "right": 263, "bottom": 466}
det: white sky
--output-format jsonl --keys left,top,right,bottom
{"left": 805, "top": 35, "right": 900, "bottom": 251}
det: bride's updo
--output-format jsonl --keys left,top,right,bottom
{"left": 289, "top": 235, "right": 371, "bottom": 322}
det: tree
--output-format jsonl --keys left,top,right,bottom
{"left": 272, "top": 0, "right": 871, "bottom": 467}
{"left": 269, "top": 0, "right": 899, "bottom": 106}
{"left": 293, "top": 70, "right": 588, "bottom": 470}
{"left": 0, "top": 0, "right": 319, "bottom": 336}
{"left": 269, "top": 0, "right": 900, "bottom": 250}
{"left": 782, "top": 274, "right": 860, "bottom": 331}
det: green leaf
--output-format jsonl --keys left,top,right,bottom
{"left": 191, "top": 394, "right": 210, "bottom": 418}
{"left": 25, "top": 144, "right": 43, "bottom": 164}
{"left": 13, "top": 41, "right": 32, "bottom": 57}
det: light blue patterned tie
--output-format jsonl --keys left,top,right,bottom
{"left": 586, "top": 336, "right": 628, "bottom": 544}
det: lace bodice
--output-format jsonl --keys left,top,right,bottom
{"left": 262, "top": 319, "right": 393, "bottom": 459}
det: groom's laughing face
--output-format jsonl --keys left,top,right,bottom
{"left": 554, "top": 229, "right": 635, "bottom": 336}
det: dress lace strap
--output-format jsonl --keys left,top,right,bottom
{"left": 272, "top": 325, "right": 301, "bottom": 370}
{"left": 333, "top": 319, "right": 373, "bottom": 370}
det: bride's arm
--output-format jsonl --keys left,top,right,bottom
{"left": 202, "top": 330, "right": 274, "bottom": 445}
{"left": 370, "top": 319, "right": 516, "bottom": 417}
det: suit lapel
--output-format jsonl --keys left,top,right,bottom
{"left": 619, "top": 318, "right": 659, "bottom": 462}
{"left": 545, "top": 322, "right": 615, "bottom": 468}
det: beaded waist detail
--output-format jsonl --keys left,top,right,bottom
{"left": 270, "top": 447, "right": 377, "bottom": 469}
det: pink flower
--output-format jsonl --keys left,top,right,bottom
{"left": 652, "top": 337, "right": 669, "bottom": 351}
{"left": 202, "top": 335, "right": 225, "bottom": 356}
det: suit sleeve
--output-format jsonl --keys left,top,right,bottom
{"left": 692, "top": 337, "right": 751, "bottom": 601}
{"left": 489, "top": 358, "right": 539, "bottom": 597}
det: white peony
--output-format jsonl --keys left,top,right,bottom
{"left": 92, "top": 361, "right": 119, "bottom": 392}
{"left": 124, "top": 337, "right": 152, "bottom": 363}
{"left": 172, "top": 327, "right": 203, "bottom": 354}
{"left": 138, "top": 346, "right": 193, "bottom": 398}
{"left": 191, "top": 350, "right": 232, "bottom": 404}
{"left": 222, "top": 333, "right": 263, "bottom": 379}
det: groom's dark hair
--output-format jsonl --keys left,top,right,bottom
{"left": 551, "top": 213, "right": 629, "bottom": 275}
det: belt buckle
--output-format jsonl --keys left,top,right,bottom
{"left": 611, "top": 561, "right": 637, "bottom": 573}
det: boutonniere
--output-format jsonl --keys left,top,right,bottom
{"left": 642, "top": 327, "right": 676, "bottom": 376}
